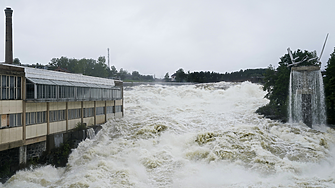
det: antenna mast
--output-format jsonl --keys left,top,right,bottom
{"left": 318, "top": 33, "right": 329, "bottom": 64}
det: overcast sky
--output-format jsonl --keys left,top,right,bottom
{"left": 1, "top": 0, "right": 334, "bottom": 78}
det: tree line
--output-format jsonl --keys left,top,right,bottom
{"left": 14, "top": 56, "right": 154, "bottom": 82}
{"left": 165, "top": 68, "right": 267, "bottom": 83}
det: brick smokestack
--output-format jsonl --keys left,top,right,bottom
{"left": 4, "top": 7, "right": 13, "bottom": 64}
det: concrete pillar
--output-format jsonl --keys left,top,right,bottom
{"left": 81, "top": 101, "right": 83, "bottom": 124}
{"left": 94, "top": 101, "right": 96, "bottom": 125}
{"left": 4, "top": 7, "right": 13, "bottom": 64}
{"left": 105, "top": 101, "right": 107, "bottom": 122}
{"left": 115, "top": 81, "right": 124, "bottom": 117}
{"left": 66, "top": 102, "right": 68, "bottom": 131}
{"left": 19, "top": 145, "right": 27, "bottom": 165}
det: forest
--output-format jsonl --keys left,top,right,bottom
{"left": 15, "top": 56, "right": 154, "bottom": 82}
{"left": 168, "top": 68, "right": 266, "bottom": 83}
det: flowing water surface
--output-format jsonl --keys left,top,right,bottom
{"left": 2, "top": 82, "right": 335, "bottom": 187}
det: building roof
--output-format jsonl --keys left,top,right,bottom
{"left": 2, "top": 64, "right": 117, "bottom": 88}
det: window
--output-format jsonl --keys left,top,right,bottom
{"left": 9, "top": 76, "right": 14, "bottom": 99}
{"left": 115, "top": 106, "right": 122, "bottom": 113}
{"left": 84, "top": 108, "right": 94, "bottom": 118}
{"left": 106, "top": 106, "right": 114, "bottom": 114}
{"left": 49, "top": 110, "right": 66, "bottom": 122}
{"left": 6, "top": 113, "right": 22, "bottom": 127}
{"left": 96, "top": 107, "right": 105, "bottom": 115}
{"left": 68, "top": 109, "right": 81, "bottom": 120}
{"left": 112, "top": 88, "right": 122, "bottom": 99}
{"left": 26, "top": 83, "right": 35, "bottom": 99}
{"left": 0, "top": 75, "right": 22, "bottom": 100}
{"left": 31, "top": 112, "right": 35, "bottom": 124}
{"left": 25, "top": 79, "right": 119, "bottom": 101}
{"left": 26, "top": 111, "right": 47, "bottom": 125}
{"left": 16, "top": 77, "right": 21, "bottom": 99}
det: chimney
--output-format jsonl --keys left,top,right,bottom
{"left": 4, "top": 7, "right": 13, "bottom": 64}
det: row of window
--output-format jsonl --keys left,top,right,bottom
{"left": 84, "top": 108, "right": 94, "bottom": 118}
{"left": 0, "top": 106, "right": 122, "bottom": 128}
{"left": 96, "top": 107, "right": 105, "bottom": 115}
{"left": 27, "top": 83, "right": 122, "bottom": 101}
{"left": 0, "top": 113, "right": 22, "bottom": 128}
{"left": 68, "top": 109, "right": 81, "bottom": 120}
{"left": 1, "top": 75, "right": 22, "bottom": 100}
{"left": 49, "top": 110, "right": 66, "bottom": 122}
{"left": 26, "top": 111, "right": 47, "bottom": 125}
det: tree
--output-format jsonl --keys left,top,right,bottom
{"left": 49, "top": 56, "right": 70, "bottom": 70}
{"left": 13, "top": 58, "right": 20, "bottom": 65}
{"left": 118, "top": 68, "right": 128, "bottom": 80}
{"left": 164, "top": 72, "right": 170, "bottom": 82}
{"left": 109, "top": 65, "right": 118, "bottom": 78}
{"left": 92, "top": 56, "right": 108, "bottom": 78}
{"left": 324, "top": 48, "right": 335, "bottom": 124}
{"left": 174, "top": 68, "right": 187, "bottom": 82}
{"left": 132, "top": 71, "right": 141, "bottom": 80}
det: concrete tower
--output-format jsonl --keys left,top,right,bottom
{"left": 4, "top": 7, "right": 13, "bottom": 64}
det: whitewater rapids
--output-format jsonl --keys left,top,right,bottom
{"left": 2, "top": 82, "right": 335, "bottom": 187}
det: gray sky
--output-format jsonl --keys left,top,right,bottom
{"left": 1, "top": 0, "right": 334, "bottom": 78}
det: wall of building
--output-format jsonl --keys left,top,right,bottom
{"left": 26, "top": 102, "right": 47, "bottom": 112}
{"left": 49, "top": 121, "right": 66, "bottom": 134}
{"left": 26, "top": 123, "right": 47, "bottom": 139}
{"left": 0, "top": 100, "right": 23, "bottom": 114}
{"left": 0, "top": 127, "right": 22, "bottom": 145}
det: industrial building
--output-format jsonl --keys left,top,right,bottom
{"left": 0, "top": 7, "right": 123, "bottom": 167}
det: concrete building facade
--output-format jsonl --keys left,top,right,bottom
{"left": 0, "top": 64, "right": 123, "bottom": 164}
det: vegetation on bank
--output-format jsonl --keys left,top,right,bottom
{"left": 324, "top": 48, "right": 335, "bottom": 125}
{"left": 167, "top": 68, "right": 267, "bottom": 83}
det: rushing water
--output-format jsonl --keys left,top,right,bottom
{"left": 288, "top": 69, "right": 327, "bottom": 128}
{"left": 2, "top": 82, "right": 335, "bottom": 188}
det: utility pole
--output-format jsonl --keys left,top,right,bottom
{"left": 107, "top": 48, "right": 110, "bottom": 68}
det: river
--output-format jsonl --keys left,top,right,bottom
{"left": 2, "top": 82, "right": 335, "bottom": 187}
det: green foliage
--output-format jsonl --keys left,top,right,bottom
{"left": 13, "top": 58, "right": 21, "bottom": 65}
{"left": 324, "top": 48, "right": 335, "bottom": 125}
{"left": 109, "top": 65, "right": 118, "bottom": 78}
{"left": 164, "top": 72, "right": 170, "bottom": 82}
{"left": 118, "top": 68, "right": 128, "bottom": 80}
{"left": 47, "top": 56, "right": 153, "bottom": 81}
{"left": 50, "top": 142, "right": 72, "bottom": 167}
{"left": 0, "top": 159, "right": 11, "bottom": 178}
{"left": 174, "top": 68, "right": 187, "bottom": 82}
{"left": 258, "top": 49, "right": 319, "bottom": 122}
{"left": 74, "top": 122, "right": 86, "bottom": 131}
{"left": 172, "top": 68, "right": 266, "bottom": 83}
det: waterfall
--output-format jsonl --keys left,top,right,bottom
{"left": 288, "top": 66, "right": 327, "bottom": 128}
{"left": 86, "top": 128, "right": 96, "bottom": 139}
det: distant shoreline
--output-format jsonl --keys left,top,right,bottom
{"left": 123, "top": 82, "right": 195, "bottom": 87}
